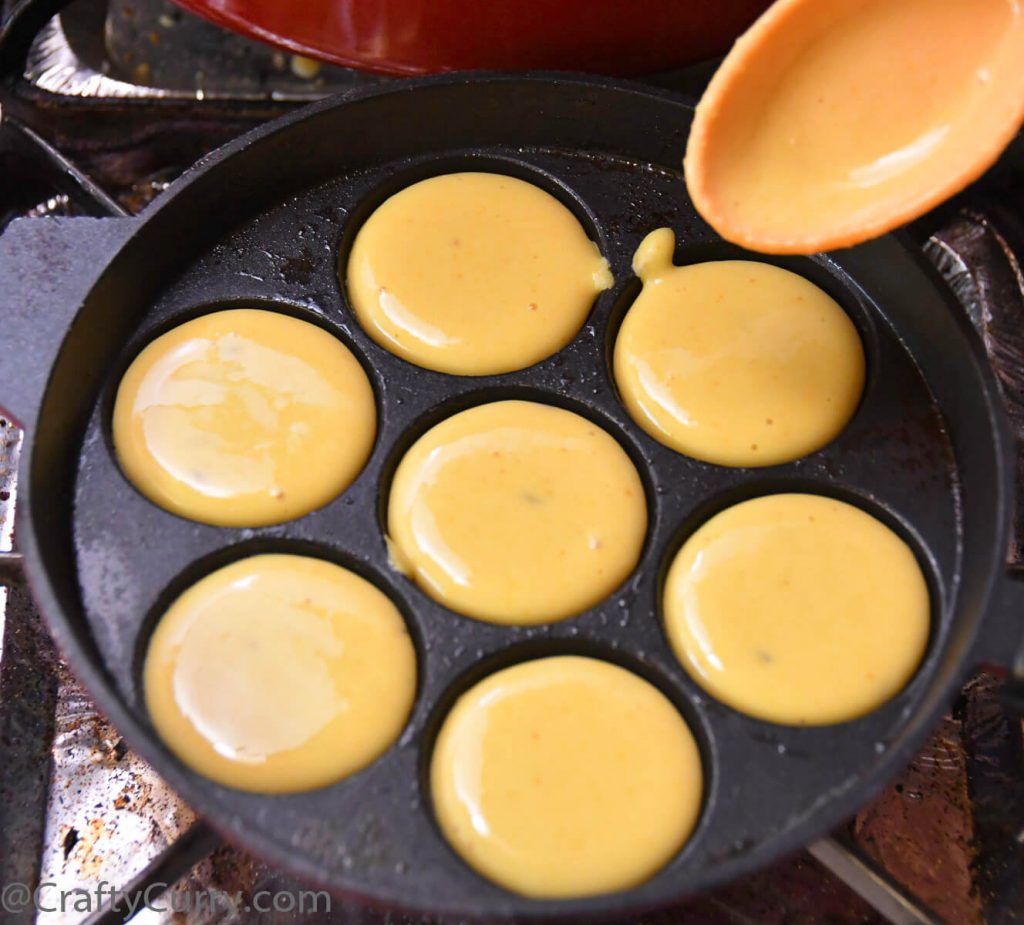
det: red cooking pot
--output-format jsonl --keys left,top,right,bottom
{"left": 169, "top": 0, "right": 772, "bottom": 75}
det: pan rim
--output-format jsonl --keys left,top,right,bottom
{"left": 16, "top": 72, "right": 1014, "bottom": 919}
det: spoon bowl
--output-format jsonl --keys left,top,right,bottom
{"left": 685, "top": 0, "right": 1024, "bottom": 254}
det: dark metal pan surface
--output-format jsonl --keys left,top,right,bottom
{"left": 1, "top": 74, "right": 1022, "bottom": 919}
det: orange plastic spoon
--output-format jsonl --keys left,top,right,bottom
{"left": 684, "top": 0, "right": 1024, "bottom": 254}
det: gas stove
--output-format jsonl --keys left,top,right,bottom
{"left": 1, "top": 3, "right": 1023, "bottom": 923}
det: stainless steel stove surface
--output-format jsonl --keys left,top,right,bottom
{"left": 25, "top": 0, "right": 383, "bottom": 100}
{"left": 1, "top": 3, "right": 1023, "bottom": 923}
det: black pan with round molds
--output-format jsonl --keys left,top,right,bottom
{"left": 2, "top": 76, "right": 1016, "bottom": 921}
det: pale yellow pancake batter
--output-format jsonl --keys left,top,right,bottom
{"left": 664, "top": 494, "right": 930, "bottom": 725}
{"left": 144, "top": 554, "right": 416, "bottom": 793}
{"left": 113, "top": 309, "right": 376, "bottom": 527}
{"left": 614, "top": 229, "right": 865, "bottom": 467}
{"left": 346, "top": 172, "right": 613, "bottom": 375}
{"left": 387, "top": 400, "right": 646, "bottom": 625}
{"left": 431, "top": 656, "right": 703, "bottom": 898}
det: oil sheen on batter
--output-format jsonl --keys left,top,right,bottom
{"left": 144, "top": 554, "right": 416, "bottom": 793}
{"left": 614, "top": 229, "right": 865, "bottom": 467}
{"left": 387, "top": 400, "right": 646, "bottom": 625}
{"left": 113, "top": 309, "right": 376, "bottom": 527}
{"left": 346, "top": 172, "right": 613, "bottom": 375}
{"left": 664, "top": 494, "right": 930, "bottom": 725}
{"left": 431, "top": 656, "right": 703, "bottom": 898}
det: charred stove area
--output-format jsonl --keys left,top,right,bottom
{"left": 1, "top": 2, "right": 1024, "bottom": 923}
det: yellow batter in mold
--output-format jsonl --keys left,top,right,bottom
{"left": 613, "top": 228, "right": 865, "bottom": 467}
{"left": 144, "top": 554, "right": 416, "bottom": 793}
{"left": 430, "top": 656, "right": 703, "bottom": 899}
{"left": 346, "top": 172, "right": 613, "bottom": 376}
{"left": 387, "top": 400, "right": 646, "bottom": 625}
{"left": 113, "top": 308, "right": 376, "bottom": 527}
{"left": 663, "top": 493, "right": 930, "bottom": 725}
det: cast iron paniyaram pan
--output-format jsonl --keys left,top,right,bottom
{"left": 2, "top": 74, "right": 1023, "bottom": 919}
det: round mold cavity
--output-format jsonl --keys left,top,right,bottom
{"left": 336, "top": 152, "right": 610, "bottom": 279}
{"left": 376, "top": 383, "right": 658, "bottom": 624}
{"left": 335, "top": 153, "right": 614, "bottom": 377}
{"left": 131, "top": 536, "right": 426, "bottom": 780}
{"left": 603, "top": 241, "right": 881, "bottom": 466}
{"left": 417, "top": 638, "right": 716, "bottom": 893}
{"left": 654, "top": 480, "right": 945, "bottom": 731}
{"left": 99, "top": 297, "right": 384, "bottom": 527}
